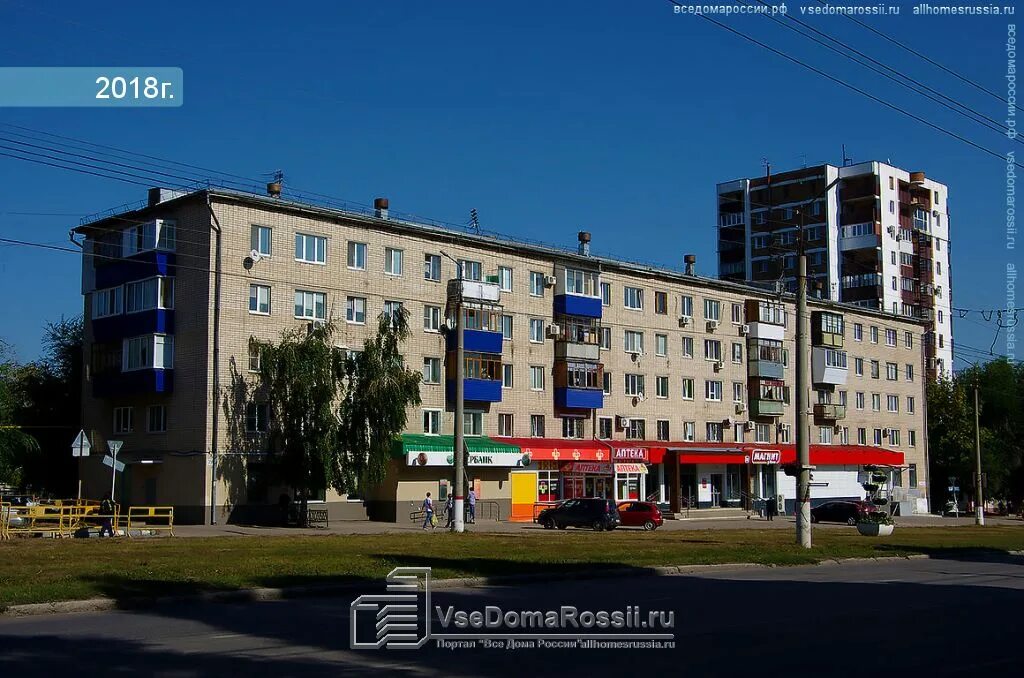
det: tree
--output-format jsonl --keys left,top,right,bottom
{"left": 336, "top": 308, "right": 423, "bottom": 492}
{"left": 0, "top": 341, "right": 39, "bottom": 488}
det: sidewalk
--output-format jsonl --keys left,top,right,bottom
{"left": 170, "top": 513, "right": 1023, "bottom": 538}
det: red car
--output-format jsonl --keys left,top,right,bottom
{"left": 616, "top": 501, "right": 663, "bottom": 530}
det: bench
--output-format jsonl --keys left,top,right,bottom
{"left": 307, "top": 508, "right": 329, "bottom": 528}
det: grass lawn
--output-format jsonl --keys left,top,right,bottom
{"left": 1, "top": 526, "right": 1022, "bottom": 609}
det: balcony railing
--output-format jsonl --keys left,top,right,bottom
{"left": 813, "top": 403, "right": 847, "bottom": 421}
{"left": 718, "top": 212, "right": 744, "bottom": 228}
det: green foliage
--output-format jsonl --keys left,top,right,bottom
{"left": 0, "top": 340, "right": 40, "bottom": 487}
{"left": 858, "top": 511, "right": 895, "bottom": 526}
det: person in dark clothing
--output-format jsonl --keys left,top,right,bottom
{"left": 99, "top": 495, "right": 116, "bottom": 537}
{"left": 765, "top": 496, "right": 777, "bottom": 521}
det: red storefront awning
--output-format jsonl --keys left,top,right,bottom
{"left": 502, "top": 438, "right": 612, "bottom": 462}
{"left": 660, "top": 442, "right": 904, "bottom": 467}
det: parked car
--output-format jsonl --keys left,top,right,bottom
{"left": 616, "top": 501, "right": 663, "bottom": 530}
{"left": 536, "top": 498, "right": 620, "bottom": 531}
{"left": 810, "top": 500, "right": 877, "bottom": 525}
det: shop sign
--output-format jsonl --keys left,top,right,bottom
{"left": 750, "top": 449, "right": 781, "bottom": 464}
{"left": 559, "top": 461, "right": 613, "bottom": 474}
{"left": 612, "top": 447, "right": 648, "bottom": 462}
{"left": 614, "top": 463, "right": 648, "bottom": 475}
{"left": 407, "top": 452, "right": 527, "bottom": 467}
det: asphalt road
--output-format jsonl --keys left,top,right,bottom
{"left": 2, "top": 555, "right": 1021, "bottom": 677}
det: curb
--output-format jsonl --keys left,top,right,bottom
{"left": 3, "top": 550, "right": 1021, "bottom": 618}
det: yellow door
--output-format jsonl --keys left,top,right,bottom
{"left": 510, "top": 471, "right": 538, "bottom": 522}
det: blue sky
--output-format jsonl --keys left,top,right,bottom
{"left": 0, "top": 1, "right": 1016, "bottom": 365}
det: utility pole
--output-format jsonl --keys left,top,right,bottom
{"left": 974, "top": 383, "right": 985, "bottom": 526}
{"left": 442, "top": 250, "right": 467, "bottom": 533}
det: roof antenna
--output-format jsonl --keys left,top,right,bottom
{"left": 799, "top": 153, "right": 807, "bottom": 168}
{"left": 841, "top": 144, "right": 852, "bottom": 167}
{"left": 469, "top": 208, "right": 480, "bottom": 234}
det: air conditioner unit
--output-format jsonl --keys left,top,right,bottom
{"left": 833, "top": 424, "right": 843, "bottom": 434}
{"left": 735, "top": 403, "right": 746, "bottom": 415}
{"left": 723, "top": 417, "right": 736, "bottom": 428}
{"left": 706, "top": 320, "right": 719, "bottom": 332}
{"left": 921, "top": 284, "right": 934, "bottom": 296}
{"left": 743, "top": 421, "right": 755, "bottom": 432}
{"left": 543, "top": 275, "right": 557, "bottom": 287}
{"left": 546, "top": 324, "right": 561, "bottom": 338}
{"left": 739, "top": 324, "right": 749, "bottom": 336}
{"left": 926, "top": 358, "right": 937, "bottom": 369}
{"left": 882, "top": 428, "right": 889, "bottom": 438}
{"left": 616, "top": 415, "right": 630, "bottom": 429}
{"left": 713, "top": 361, "right": 724, "bottom": 372}
{"left": 678, "top": 316, "right": 690, "bottom": 328}
{"left": 306, "top": 320, "right": 326, "bottom": 335}
{"left": 934, "top": 286, "right": 942, "bottom": 297}
{"left": 886, "top": 226, "right": 896, "bottom": 236}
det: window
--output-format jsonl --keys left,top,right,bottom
{"left": 624, "top": 373, "right": 645, "bottom": 397}
{"left": 502, "top": 364, "right": 514, "bottom": 389}
{"left": 655, "top": 291, "right": 668, "bottom": 315}
{"left": 346, "top": 296, "right": 366, "bottom": 324}
{"left": 383, "top": 301, "right": 403, "bottom": 323}
{"left": 424, "top": 253, "right": 441, "bottom": 281}
{"left": 889, "top": 429, "right": 901, "bottom": 446}
{"left": 529, "top": 318, "right": 544, "bottom": 343}
{"left": 295, "top": 233, "right": 326, "bottom": 263}
{"left": 384, "top": 247, "right": 404, "bottom": 276}
{"left": 904, "top": 331, "right": 913, "bottom": 348}
{"left": 655, "top": 334, "right": 668, "bottom": 357}
{"left": 530, "top": 366, "right": 545, "bottom": 391}
{"left": 682, "top": 421, "right": 696, "bottom": 441}
{"left": 92, "top": 286, "right": 124, "bottom": 318}
{"left": 681, "top": 336, "right": 694, "bottom": 358}
{"left": 245, "top": 402, "right": 269, "bottom": 433}
{"left": 704, "top": 339, "right": 722, "bottom": 362}
{"left": 907, "top": 396, "right": 915, "bottom": 413}
{"left": 909, "top": 432, "right": 918, "bottom": 449}
{"left": 779, "top": 424, "right": 791, "bottom": 443}
{"left": 498, "top": 413, "right": 514, "bottom": 437}
{"left": 347, "top": 242, "right": 367, "bottom": 270}
{"left": 624, "top": 330, "right": 644, "bottom": 354}
{"left": 249, "top": 284, "right": 271, "bottom": 315}
{"left": 423, "top": 305, "right": 441, "bottom": 332}
{"left": 295, "top": 290, "right": 327, "bottom": 321}
{"left": 732, "top": 342, "right": 742, "bottom": 363}
{"left": 853, "top": 323, "right": 863, "bottom": 341}
{"left": 731, "top": 303, "right": 743, "bottom": 324}
{"left": 530, "top": 415, "right": 545, "bottom": 437}
{"left": 126, "top": 277, "right": 174, "bottom": 312}
{"left": 422, "top": 409, "right": 441, "bottom": 434}
{"left": 705, "top": 380, "right": 722, "bottom": 401}
{"left": 562, "top": 417, "right": 584, "bottom": 439}
{"left": 870, "top": 326, "right": 879, "bottom": 343}
{"left": 251, "top": 225, "right": 272, "bottom": 257}
{"left": 113, "top": 406, "right": 133, "bottom": 434}
{"left": 856, "top": 392, "right": 865, "bottom": 410}
{"left": 706, "top": 422, "right": 724, "bottom": 442}
{"left": 500, "top": 314, "right": 513, "bottom": 340}
{"left": 598, "top": 417, "right": 613, "bottom": 440}
{"left": 656, "top": 376, "right": 669, "bottom": 399}
{"left": 906, "top": 364, "right": 914, "bottom": 381}
{"left": 600, "top": 282, "right": 611, "bottom": 306}
{"left": 681, "top": 377, "right": 694, "bottom": 400}
{"left": 885, "top": 329, "right": 897, "bottom": 347}
{"left": 819, "top": 427, "right": 833, "bottom": 444}
{"left": 872, "top": 393, "right": 881, "bottom": 412}
{"left": 463, "top": 412, "right": 483, "bottom": 436}
{"left": 703, "top": 298, "right": 721, "bottom": 321}
{"left": 626, "top": 418, "right": 645, "bottom": 440}
{"left": 123, "top": 334, "right": 174, "bottom": 370}
{"left": 565, "top": 268, "right": 599, "bottom": 296}
{"left": 248, "top": 343, "right": 261, "bottom": 372}
{"left": 530, "top": 271, "right": 545, "bottom": 296}
{"left": 886, "top": 362, "right": 898, "bottom": 380}
{"left": 680, "top": 295, "right": 693, "bottom": 318}
{"left": 872, "top": 428, "right": 883, "bottom": 445}
{"left": 870, "top": 360, "right": 880, "bottom": 379}
{"left": 855, "top": 358, "right": 864, "bottom": 377}
{"left": 657, "top": 420, "right": 670, "bottom": 441}
{"left": 498, "top": 266, "right": 513, "bottom": 292}
{"left": 887, "top": 395, "right": 899, "bottom": 412}
{"left": 122, "top": 219, "right": 175, "bottom": 255}
{"left": 600, "top": 327, "right": 611, "bottom": 350}
{"left": 624, "top": 286, "right": 644, "bottom": 310}
{"left": 755, "top": 423, "right": 771, "bottom": 443}
{"left": 733, "top": 382, "right": 744, "bottom": 403}
{"left": 458, "top": 260, "right": 482, "bottom": 281}
{"left": 422, "top": 357, "right": 441, "bottom": 384}
{"left": 147, "top": 405, "right": 167, "bottom": 433}
{"left": 603, "top": 372, "right": 612, "bottom": 395}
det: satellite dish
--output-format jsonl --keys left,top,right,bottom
{"left": 250, "top": 249, "right": 263, "bottom": 263}
{"left": 242, "top": 256, "right": 254, "bottom": 270}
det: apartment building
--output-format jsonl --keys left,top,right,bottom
{"left": 74, "top": 187, "right": 930, "bottom": 524}
{"left": 716, "top": 161, "right": 953, "bottom": 380}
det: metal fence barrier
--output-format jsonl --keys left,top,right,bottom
{"left": 126, "top": 506, "right": 174, "bottom": 537}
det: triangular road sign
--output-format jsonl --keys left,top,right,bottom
{"left": 71, "top": 430, "right": 91, "bottom": 457}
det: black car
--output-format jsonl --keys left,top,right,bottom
{"left": 810, "top": 500, "right": 876, "bottom": 525}
{"left": 536, "top": 498, "right": 621, "bottom": 531}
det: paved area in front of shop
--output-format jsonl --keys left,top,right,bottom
{"left": 169, "top": 513, "right": 1023, "bottom": 538}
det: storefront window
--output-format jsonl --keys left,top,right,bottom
{"left": 615, "top": 474, "right": 641, "bottom": 501}
{"left": 537, "top": 471, "right": 561, "bottom": 502}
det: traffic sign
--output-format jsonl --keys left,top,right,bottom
{"left": 102, "top": 455, "right": 126, "bottom": 473}
{"left": 107, "top": 440, "right": 123, "bottom": 456}
{"left": 71, "top": 430, "right": 91, "bottom": 457}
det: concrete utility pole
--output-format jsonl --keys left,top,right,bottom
{"left": 442, "top": 251, "right": 467, "bottom": 534}
{"left": 974, "top": 383, "right": 985, "bottom": 526}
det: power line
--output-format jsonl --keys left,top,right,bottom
{"left": 670, "top": 0, "right": 1024, "bottom": 169}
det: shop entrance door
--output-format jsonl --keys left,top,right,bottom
{"left": 679, "top": 465, "right": 697, "bottom": 508}
{"left": 710, "top": 474, "right": 724, "bottom": 507}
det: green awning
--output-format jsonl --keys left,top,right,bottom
{"left": 393, "top": 434, "right": 521, "bottom": 458}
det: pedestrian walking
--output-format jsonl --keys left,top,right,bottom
{"left": 468, "top": 488, "right": 477, "bottom": 523}
{"left": 445, "top": 493, "right": 455, "bottom": 528}
{"left": 99, "top": 494, "right": 116, "bottom": 537}
{"left": 765, "top": 496, "right": 777, "bottom": 521}
{"left": 421, "top": 492, "right": 436, "bottom": 530}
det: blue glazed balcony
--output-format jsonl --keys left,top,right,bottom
{"left": 554, "top": 387, "right": 604, "bottom": 410}
{"left": 554, "top": 294, "right": 602, "bottom": 319}
{"left": 445, "top": 378, "right": 502, "bottom": 404}
{"left": 92, "top": 369, "right": 174, "bottom": 398}
{"left": 92, "top": 309, "right": 174, "bottom": 343}
{"left": 95, "top": 251, "right": 176, "bottom": 289}
{"left": 446, "top": 329, "right": 503, "bottom": 355}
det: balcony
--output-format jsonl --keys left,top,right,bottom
{"left": 92, "top": 368, "right": 174, "bottom": 398}
{"left": 813, "top": 403, "right": 847, "bottom": 421}
{"left": 718, "top": 212, "right": 744, "bottom": 228}
{"left": 811, "top": 347, "right": 849, "bottom": 386}
{"left": 553, "top": 294, "right": 602, "bottom": 319}
{"left": 94, "top": 250, "right": 176, "bottom": 289}
{"left": 555, "top": 341, "right": 599, "bottom": 362}
{"left": 445, "top": 352, "right": 502, "bottom": 404}
{"left": 554, "top": 387, "right": 604, "bottom": 410}
{"left": 92, "top": 309, "right": 174, "bottom": 343}
{"left": 749, "top": 398, "right": 784, "bottom": 418}
{"left": 447, "top": 329, "right": 503, "bottom": 355}
{"left": 748, "top": 357, "right": 784, "bottom": 380}
{"left": 445, "top": 378, "right": 502, "bottom": 404}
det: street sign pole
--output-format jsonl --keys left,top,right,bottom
{"left": 106, "top": 440, "right": 124, "bottom": 500}
{"left": 70, "top": 430, "right": 92, "bottom": 502}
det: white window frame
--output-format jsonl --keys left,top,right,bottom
{"left": 423, "top": 305, "right": 441, "bottom": 333}
{"left": 251, "top": 224, "right": 272, "bottom": 257}
{"left": 294, "top": 290, "right": 327, "bottom": 321}
{"left": 529, "top": 318, "right": 545, "bottom": 343}
{"left": 422, "top": 409, "right": 442, "bottom": 435}
{"left": 422, "top": 357, "right": 441, "bottom": 385}
{"left": 295, "top": 232, "right": 327, "bottom": 264}
{"left": 530, "top": 365, "right": 545, "bottom": 391}
{"left": 705, "top": 380, "right": 722, "bottom": 402}
{"left": 249, "top": 284, "right": 271, "bottom": 315}
{"left": 384, "top": 247, "right": 404, "bottom": 276}
{"left": 346, "top": 296, "right": 367, "bottom": 324}
{"left": 347, "top": 241, "right": 367, "bottom": 270}
{"left": 498, "top": 266, "right": 513, "bottom": 292}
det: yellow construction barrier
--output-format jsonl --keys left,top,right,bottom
{"left": 0, "top": 502, "right": 10, "bottom": 540}
{"left": 0, "top": 500, "right": 120, "bottom": 538}
{"left": 126, "top": 506, "right": 174, "bottom": 537}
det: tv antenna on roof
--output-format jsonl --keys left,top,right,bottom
{"left": 469, "top": 208, "right": 480, "bottom": 234}
{"left": 841, "top": 145, "right": 852, "bottom": 167}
